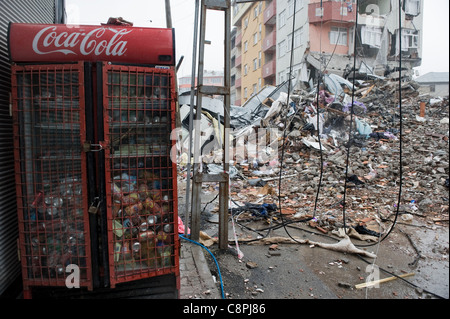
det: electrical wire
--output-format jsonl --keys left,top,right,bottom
{"left": 229, "top": 200, "right": 447, "bottom": 299}
{"left": 276, "top": 220, "right": 446, "bottom": 299}
{"left": 276, "top": 0, "right": 309, "bottom": 245}
{"left": 354, "top": 0, "right": 403, "bottom": 248}
{"left": 179, "top": 234, "right": 226, "bottom": 299}
{"left": 341, "top": 0, "right": 360, "bottom": 234}
{"left": 225, "top": 0, "right": 435, "bottom": 299}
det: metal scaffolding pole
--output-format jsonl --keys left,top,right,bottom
{"left": 184, "top": 0, "right": 201, "bottom": 237}
{"left": 190, "top": 0, "right": 231, "bottom": 250}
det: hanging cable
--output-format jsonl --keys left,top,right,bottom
{"left": 341, "top": 0, "right": 360, "bottom": 234}
{"left": 355, "top": 0, "right": 404, "bottom": 247}
{"left": 277, "top": 0, "right": 308, "bottom": 244}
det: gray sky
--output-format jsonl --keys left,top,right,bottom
{"left": 66, "top": 0, "right": 449, "bottom": 77}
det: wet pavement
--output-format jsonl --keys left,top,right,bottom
{"left": 199, "top": 219, "right": 449, "bottom": 300}
{"left": 179, "top": 238, "right": 222, "bottom": 299}
{"left": 178, "top": 182, "right": 449, "bottom": 300}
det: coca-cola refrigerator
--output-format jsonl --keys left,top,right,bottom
{"left": 9, "top": 23, "right": 179, "bottom": 299}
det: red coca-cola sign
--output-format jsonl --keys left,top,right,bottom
{"left": 8, "top": 23, "right": 175, "bottom": 65}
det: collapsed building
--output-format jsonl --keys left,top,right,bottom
{"left": 176, "top": 67, "right": 449, "bottom": 242}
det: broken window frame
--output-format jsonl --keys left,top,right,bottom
{"left": 403, "top": 0, "right": 421, "bottom": 16}
{"left": 361, "top": 25, "right": 383, "bottom": 48}
{"left": 400, "top": 28, "right": 419, "bottom": 51}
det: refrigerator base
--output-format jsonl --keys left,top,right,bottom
{"left": 24, "top": 273, "right": 179, "bottom": 299}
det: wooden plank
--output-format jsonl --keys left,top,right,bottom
{"left": 355, "top": 273, "right": 415, "bottom": 289}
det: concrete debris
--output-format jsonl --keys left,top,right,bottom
{"left": 177, "top": 73, "right": 449, "bottom": 254}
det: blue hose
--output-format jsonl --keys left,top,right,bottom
{"left": 179, "top": 234, "right": 226, "bottom": 299}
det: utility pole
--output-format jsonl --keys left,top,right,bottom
{"left": 165, "top": 0, "right": 173, "bottom": 28}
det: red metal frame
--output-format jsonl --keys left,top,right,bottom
{"left": 102, "top": 63, "right": 179, "bottom": 288}
{"left": 12, "top": 62, "right": 93, "bottom": 297}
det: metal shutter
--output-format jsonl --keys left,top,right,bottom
{"left": 0, "top": 0, "right": 57, "bottom": 296}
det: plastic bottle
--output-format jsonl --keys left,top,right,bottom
{"left": 409, "top": 200, "right": 418, "bottom": 211}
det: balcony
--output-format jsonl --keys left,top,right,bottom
{"left": 262, "top": 59, "right": 276, "bottom": 79}
{"left": 235, "top": 77, "right": 242, "bottom": 88}
{"left": 235, "top": 55, "right": 242, "bottom": 67}
{"left": 308, "top": 1, "right": 356, "bottom": 25}
{"left": 235, "top": 32, "right": 242, "bottom": 47}
{"left": 263, "top": 0, "right": 276, "bottom": 25}
{"left": 262, "top": 30, "right": 276, "bottom": 53}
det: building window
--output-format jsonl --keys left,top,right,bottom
{"left": 279, "top": 10, "right": 286, "bottom": 28}
{"left": 259, "top": 24, "right": 262, "bottom": 41}
{"left": 258, "top": 78, "right": 262, "bottom": 90}
{"left": 361, "top": 26, "right": 382, "bottom": 48}
{"left": 400, "top": 29, "right": 419, "bottom": 50}
{"left": 288, "top": 0, "right": 303, "bottom": 16}
{"left": 244, "top": 87, "right": 248, "bottom": 98}
{"left": 330, "top": 27, "right": 348, "bottom": 46}
{"left": 253, "top": 84, "right": 257, "bottom": 95}
{"left": 244, "top": 64, "right": 248, "bottom": 76}
{"left": 279, "top": 40, "right": 287, "bottom": 57}
{"left": 253, "top": 33, "right": 258, "bottom": 45}
{"left": 244, "top": 41, "right": 248, "bottom": 52}
{"left": 294, "top": 28, "right": 303, "bottom": 48}
{"left": 244, "top": 16, "right": 249, "bottom": 29}
{"left": 288, "top": 27, "right": 303, "bottom": 51}
{"left": 253, "top": 58, "right": 258, "bottom": 71}
{"left": 279, "top": 71, "right": 285, "bottom": 84}
{"left": 258, "top": 51, "right": 262, "bottom": 68}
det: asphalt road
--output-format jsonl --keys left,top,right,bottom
{"left": 201, "top": 216, "right": 449, "bottom": 300}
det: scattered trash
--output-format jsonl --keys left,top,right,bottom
{"left": 246, "top": 261, "right": 258, "bottom": 269}
{"left": 354, "top": 224, "right": 381, "bottom": 237}
{"left": 177, "top": 70, "right": 449, "bottom": 272}
{"left": 355, "top": 273, "right": 415, "bottom": 289}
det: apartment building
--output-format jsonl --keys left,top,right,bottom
{"left": 276, "top": 0, "right": 309, "bottom": 84}
{"left": 231, "top": 0, "right": 275, "bottom": 106}
{"left": 305, "top": 0, "right": 423, "bottom": 80}
{"left": 232, "top": 0, "right": 423, "bottom": 100}
{"left": 178, "top": 71, "right": 225, "bottom": 93}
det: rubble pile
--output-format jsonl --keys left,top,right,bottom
{"left": 178, "top": 74, "right": 449, "bottom": 239}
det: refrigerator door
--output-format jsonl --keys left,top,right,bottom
{"left": 101, "top": 64, "right": 179, "bottom": 287}
{"left": 12, "top": 62, "right": 93, "bottom": 293}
